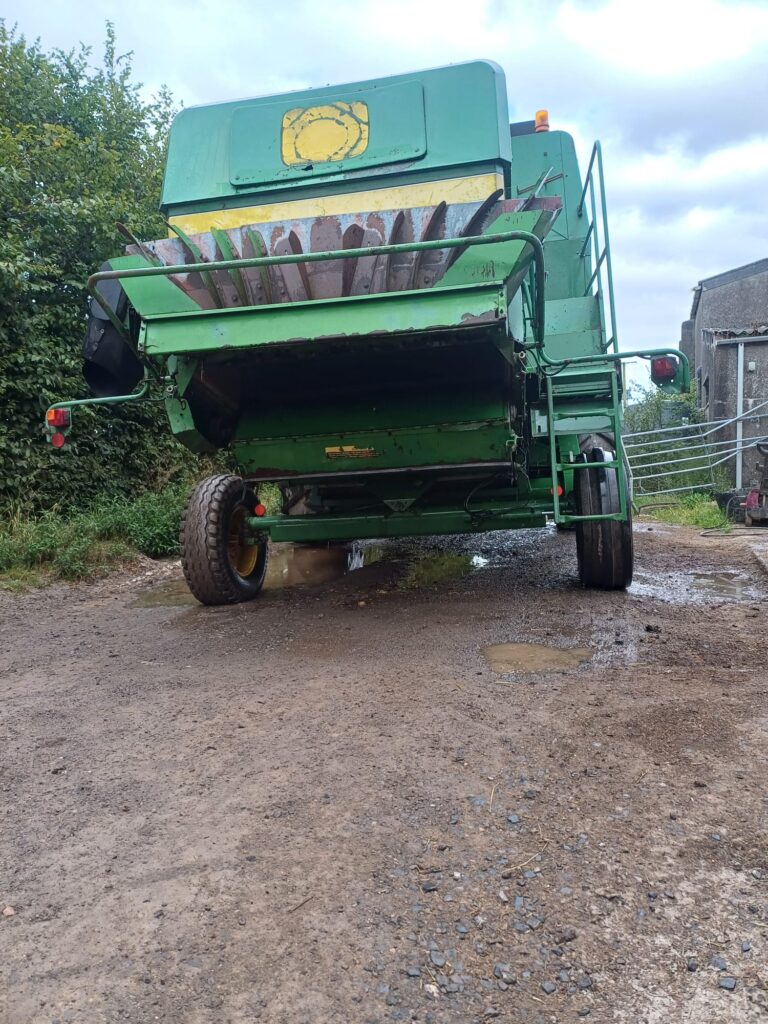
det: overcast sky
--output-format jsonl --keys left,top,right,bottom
{"left": 4, "top": 0, "right": 767, "bottom": 386}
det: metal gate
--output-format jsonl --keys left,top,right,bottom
{"left": 624, "top": 399, "right": 768, "bottom": 498}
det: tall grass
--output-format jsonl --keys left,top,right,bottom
{"left": 636, "top": 492, "right": 729, "bottom": 530}
{"left": 0, "top": 485, "right": 189, "bottom": 586}
{"left": 0, "top": 479, "right": 282, "bottom": 589}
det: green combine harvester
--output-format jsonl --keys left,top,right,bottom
{"left": 46, "top": 60, "right": 686, "bottom": 604}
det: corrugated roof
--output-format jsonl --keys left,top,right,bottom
{"left": 704, "top": 327, "right": 768, "bottom": 346}
{"left": 707, "top": 326, "right": 768, "bottom": 338}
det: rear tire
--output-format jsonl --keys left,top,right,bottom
{"left": 575, "top": 442, "right": 633, "bottom": 589}
{"left": 181, "top": 474, "right": 268, "bottom": 605}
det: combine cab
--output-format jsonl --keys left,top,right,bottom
{"left": 46, "top": 60, "right": 687, "bottom": 603}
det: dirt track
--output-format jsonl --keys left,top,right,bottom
{"left": 2, "top": 524, "right": 767, "bottom": 1023}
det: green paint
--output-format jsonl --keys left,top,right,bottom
{"left": 249, "top": 505, "right": 550, "bottom": 543}
{"left": 230, "top": 80, "right": 427, "bottom": 187}
{"left": 162, "top": 60, "right": 511, "bottom": 216}
{"left": 143, "top": 283, "right": 506, "bottom": 357}
{"left": 57, "top": 60, "right": 694, "bottom": 554}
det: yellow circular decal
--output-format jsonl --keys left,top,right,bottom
{"left": 281, "top": 101, "right": 369, "bottom": 166}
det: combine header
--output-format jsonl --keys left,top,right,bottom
{"left": 46, "top": 61, "right": 687, "bottom": 603}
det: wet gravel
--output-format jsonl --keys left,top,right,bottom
{"left": 1, "top": 522, "right": 767, "bottom": 1022}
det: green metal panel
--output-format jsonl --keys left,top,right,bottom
{"left": 161, "top": 60, "right": 511, "bottom": 215}
{"left": 232, "top": 420, "right": 512, "bottom": 477}
{"left": 251, "top": 505, "right": 549, "bottom": 543}
{"left": 542, "top": 295, "right": 603, "bottom": 360}
{"left": 509, "top": 130, "right": 586, "bottom": 242}
{"left": 230, "top": 81, "right": 426, "bottom": 188}
{"left": 108, "top": 255, "right": 201, "bottom": 315}
{"left": 436, "top": 210, "right": 553, "bottom": 291}
{"left": 141, "top": 284, "right": 507, "bottom": 357}
{"left": 508, "top": 130, "right": 591, "bottom": 301}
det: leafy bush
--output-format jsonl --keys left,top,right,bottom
{"left": 0, "top": 22, "right": 195, "bottom": 513}
{"left": 0, "top": 483, "right": 189, "bottom": 585}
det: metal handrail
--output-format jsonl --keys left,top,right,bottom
{"left": 87, "top": 229, "right": 547, "bottom": 348}
{"left": 577, "top": 141, "right": 618, "bottom": 353}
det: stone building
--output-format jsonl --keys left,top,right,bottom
{"left": 680, "top": 258, "right": 768, "bottom": 487}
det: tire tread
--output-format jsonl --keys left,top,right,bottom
{"left": 180, "top": 474, "right": 267, "bottom": 605}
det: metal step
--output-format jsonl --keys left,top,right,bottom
{"left": 542, "top": 294, "right": 604, "bottom": 361}
{"left": 545, "top": 371, "right": 628, "bottom": 525}
{"left": 548, "top": 366, "right": 616, "bottom": 399}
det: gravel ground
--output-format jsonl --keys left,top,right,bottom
{"left": 1, "top": 523, "right": 767, "bottom": 1023}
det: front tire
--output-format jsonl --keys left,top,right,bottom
{"left": 575, "top": 443, "right": 633, "bottom": 589}
{"left": 181, "top": 474, "right": 268, "bottom": 605}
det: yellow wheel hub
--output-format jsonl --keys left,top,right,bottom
{"left": 227, "top": 506, "right": 259, "bottom": 578}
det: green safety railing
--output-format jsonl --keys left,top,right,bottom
{"left": 86, "top": 229, "right": 547, "bottom": 348}
{"left": 577, "top": 140, "right": 618, "bottom": 354}
{"left": 49, "top": 219, "right": 689, "bottom": 443}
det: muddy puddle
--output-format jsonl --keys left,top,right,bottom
{"left": 630, "top": 568, "right": 760, "bottom": 603}
{"left": 483, "top": 642, "right": 593, "bottom": 674}
{"left": 133, "top": 542, "right": 383, "bottom": 608}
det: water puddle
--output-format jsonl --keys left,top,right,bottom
{"left": 399, "top": 551, "right": 472, "bottom": 589}
{"left": 133, "top": 579, "right": 198, "bottom": 608}
{"left": 267, "top": 540, "right": 382, "bottom": 588}
{"left": 630, "top": 569, "right": 759, "bottom": 603}
{"left": 690, "top": 570, "right": 758, "bottom": 600}
{"left": 133, "top": 542, "right": 383, "bottom": 608}
{"left": 483, "top": 642, "right": 593, "bottom": 674}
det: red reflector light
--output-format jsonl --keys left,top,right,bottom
{"left": 46, "top": 408, "right": 70, "bottom": 427}
{"left": 254, "top": 503, "right": 266, "bottom": 517}
{"left": 549, "top": 485, "right": 564, "bottom": 496}
{"left": 651, "top": 356, "right": 678, "bottom": 383}
{"left": 51, "top": 432, "right": 66, "bottom": 449}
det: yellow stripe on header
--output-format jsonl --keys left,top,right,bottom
{"left": 167, "top": 173, "right": 504, "bottom": 236}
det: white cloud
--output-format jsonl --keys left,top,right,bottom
{"left": 611, "top": 136, "right": 768, "bottom": 192}
{"left": 2, "top": 0, "right": 766, "bottom": 366}
{"left": 557, "top": 0, "right": 768, "bottom": 75}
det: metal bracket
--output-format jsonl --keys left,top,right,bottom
{"left": 44, "top": 375, "right": 152, "bottom": 446}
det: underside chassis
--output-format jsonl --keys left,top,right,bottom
{"left": 169, "top": 326, "right": 634, "bottom": 602}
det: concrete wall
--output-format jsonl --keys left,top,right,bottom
{"left": 680, "top": 319, "right": 694, "bottom": 367}
{"left": 693, "top": 266, "right": 768, "bottom": 339}
{"left": 709, "top": 336, "right": 768, "bottom": 487}
{"left": 680, "top": 260, "right": 768, "bottom": 486}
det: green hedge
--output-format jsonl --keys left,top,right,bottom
{"left": 0, "top": 23, "right": 194, "bottom": 512}
{"left": 0, "top": 484, "right": 189, "bottom": 582}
